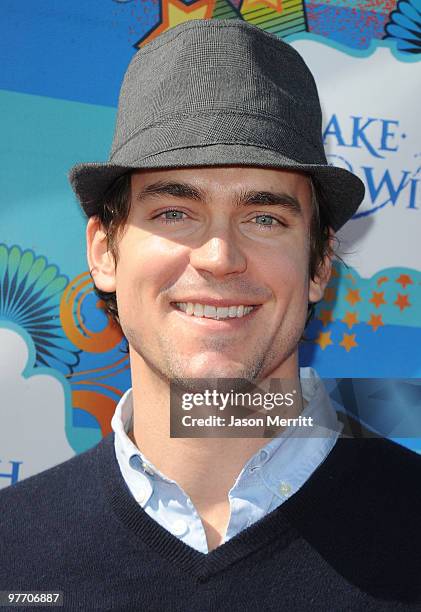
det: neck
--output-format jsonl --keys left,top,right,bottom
{"left": 128, "top": 351, "right": 303, "bottom": 520}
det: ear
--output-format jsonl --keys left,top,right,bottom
{"left": 86, "top": 217, "right": 117, "bottom": 293}
{"left": 308, "top": 229, "right": 334, "bottom": 304}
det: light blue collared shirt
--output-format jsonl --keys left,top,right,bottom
{"left": 111, "top": 367, "right": 343, "bottom": 553}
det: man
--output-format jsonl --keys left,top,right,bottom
{"left": 1, "top": 18, "right": 421, "bottom": 611}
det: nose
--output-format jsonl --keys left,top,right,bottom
{"left": 189, "top": 224, "right": 247, "bottom": 278}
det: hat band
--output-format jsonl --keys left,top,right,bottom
{"left": 109, "top": 111, "right": 327, "bottom": 167}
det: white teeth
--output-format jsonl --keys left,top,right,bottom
{"left": 204, "top": 305, "right": 217, "bottom": 318}
{"left": 174, "top": 302, "right": 255, "bottom": 319}
{"left": 216, "top": 307, "right": 229, "bottom": 319}
{"left": 193, "top": 303, "right": 204, "bottom": 317}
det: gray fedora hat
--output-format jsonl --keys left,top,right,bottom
{"left": 69, "top": 18, "right": 365, "bottom": 231}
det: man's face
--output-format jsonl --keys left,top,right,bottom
{"left": 90, "top": 166, "right": 330, "bottom": 384}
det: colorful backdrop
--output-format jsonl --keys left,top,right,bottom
{"left": 1, "top": 1, "right": 420, "bottom": 487}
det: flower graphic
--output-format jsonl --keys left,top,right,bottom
{"left": 0, "top": 244, "right": 80, "bottom": 374}
{"left": 384, "top": 0, "right": 421, "bottom": 53}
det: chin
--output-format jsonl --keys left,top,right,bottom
{"left": 186, "top": 355, "right": 246, "bottom": 377}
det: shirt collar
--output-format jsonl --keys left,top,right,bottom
{"left": 111, "top": 389, "right": 170, "bottom": 482}
{"left": 241, "top": 367, "right": 343, "bottom": 499}
{"left": 111, "top": 367, "right": 342, "bottom": 490}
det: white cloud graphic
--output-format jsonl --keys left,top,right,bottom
{"left": 0, "top": 327, "right": 75, "bottom": 489}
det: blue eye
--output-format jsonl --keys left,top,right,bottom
{"left": 156, "top": 209, "right": 186, "bottom": 223}
{"left": 153, "top": 210, "right": 284, "bottom": 229}
{"left": 253, "top": 215, "right": 281, "bottom": 229}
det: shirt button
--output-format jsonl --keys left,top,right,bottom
{"left": 172, "top": 519, "right": 188, "bottom": 536}
{"left": 135, "top": 486, "right": 149, "bottom": 505}
{"left": 142, "top": 462, "right": 155, "bottom": 476}
{"left": 279, "top": 482, "right": 292, "bottom": 497}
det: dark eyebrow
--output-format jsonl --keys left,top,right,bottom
{"left": 136, "top": 181, "right": 203, "bottom": 203}
{"left": 234, "top": 189, "right": 303, "bottom": 216}
{"left": 135, "top": 180, "right": 303, "bottom": 216}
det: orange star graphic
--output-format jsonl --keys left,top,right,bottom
{"left": 137, "top": 0, "right": 214, "bottom": 48}
{"left": 314, "top": 331, "right": 333, "bottom": 350}
{"left": 345, "top": 288, "right": 361, "bottom": 306}
{"left": 330, "top": 266, "right": 339, "bottom": 278}
{"left": 394, "top": 293, "right": 411, "bottom": 311}
{"left": 368, "top": 314, "right": 384, "bottom": 332}
{"left": 342, "top": 311, "right": 358, "bottom": 329}
{"left": 318, "top": 309, "right": 334, "bottom": 327}
{"left": 323, "top": 287, "right": 336, "bottom": 303}
{"left": 376, "top": 276, "right": 388, "bottom": 287}
{"left": 396, "top": 274, "right": 413, "bottom": 289}
{"left": 339, "top": 333, "right": 358, "bottom": 352}
{"left": 369, "top": 291, "right": 386, "bottom": 308}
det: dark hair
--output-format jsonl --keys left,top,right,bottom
{"left": 91, "top": 170, "right": 336, "bottom": 334}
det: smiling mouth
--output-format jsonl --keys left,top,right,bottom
{"left": 170, "top": 302, "right": 260, "bottom": 320}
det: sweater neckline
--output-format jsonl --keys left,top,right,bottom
{"left": 96, "top": 431, "right": 362, "bottom": 580}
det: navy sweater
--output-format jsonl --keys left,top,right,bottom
{"left": 1, "top": 432, "right": 421, "bottom": 611}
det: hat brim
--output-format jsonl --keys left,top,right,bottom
{"left": 69, "top": 144, "right": 365, "bottom": 232}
